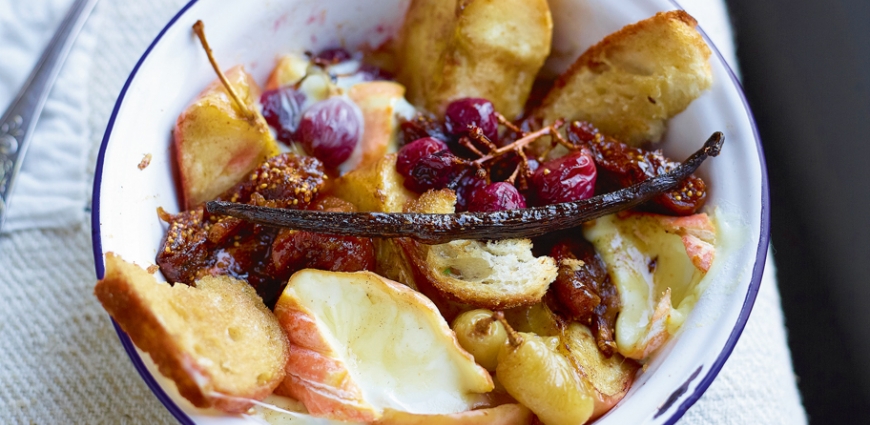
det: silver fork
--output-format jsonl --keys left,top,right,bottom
{"left": 0, "top": 0, "right": 101, "bottom": 232}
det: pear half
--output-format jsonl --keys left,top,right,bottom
{"left": 174, "top": 65, "right": 278, "bottom": 208}
{"left": 274, "top": 270, "right": 494, "bottom": 422}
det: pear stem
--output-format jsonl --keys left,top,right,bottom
{"left": 192, "top": 20, "right": 255, "bottom": 122}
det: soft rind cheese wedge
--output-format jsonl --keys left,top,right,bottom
{"left": 274, "top": 270, "right": 494, "bottom": 422}
{"left": 583, "top": 212, "right": 715, "bottom": 359}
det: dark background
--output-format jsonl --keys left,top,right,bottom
{"left": 725, "top": 0, "right": 870, "bottom": 423}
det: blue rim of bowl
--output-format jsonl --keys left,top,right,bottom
{"left": 90, "top": 1, "right": 770, "bottom": 424}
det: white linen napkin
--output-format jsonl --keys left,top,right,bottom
{"left": 0, "top": 0, "right": 807, "bottom": 424}
{"left": 0, "top": 0, "right": 97, "bottom": 232}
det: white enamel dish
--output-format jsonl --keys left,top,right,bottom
{"left": 91, "top": 0, "right": 769, "bottom": 423}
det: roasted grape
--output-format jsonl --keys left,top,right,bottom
{"left": 396, "top": 137, "right": 449, "bottom": 177}
{"left": 297, "top": 96, "right": 362, "bottom": 168}
{"left": 450, "top": 168, "right": 489, "bottom": 212}
{"left": 399, "top": 112, "right": 449, "bottom": 146}
{"left": 445, "top": 98, "right": 499, "bottom": 143}
{"left": 468, "top": 182, "right": 527, "bottom": 212}
{"left": 451, "top": 309, "right": 507, "bottom": 371}
{"left": 311, "top": 47, "right": 352, "bottom": 65}
{"left": 532, "top": 151, "right": 597, "bottom": 205}
{"left": 260, "top": 87, "right": 305, "bottom": 144}
{"left": 404, "top": 150, "right": 468, "bottom": 193}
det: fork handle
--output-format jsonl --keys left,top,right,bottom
{"left": 0, "top": 0, "right": 100, "bottom": 231}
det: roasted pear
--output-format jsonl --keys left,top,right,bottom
{"left": 495, "top": 314, "right": 594, "bottom": 425}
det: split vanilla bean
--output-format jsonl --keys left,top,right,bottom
{"left": 206, "top": 132, "right": 724, "bottom": 245}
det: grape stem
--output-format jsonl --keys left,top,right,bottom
{"left": 205, "top": 132, "right": 724, "bottom": 244}
{"left": 192, "top": 20, "right": 256, "bottom": 123}
{"left": 496, "top": 112, "right": 523, "bottom": 134}
{"left": 493, "top": 312, "right": 523, "bottom": 347}
{"left": 473, "top": 120, "right": 563, "bottom": 165}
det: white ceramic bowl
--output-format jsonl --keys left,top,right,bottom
{"left": 92, "top": 0, "right": 769, "bottom": 423}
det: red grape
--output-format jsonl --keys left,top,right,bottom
{"left": 468, "top": 182, "right": 527, "bottom": 212}
{"left": 297, "top": 97, "right": 362, "bottom": 169}
{"left": 404, "top": 150, "right": 467, "bottom": 193}
{"left": 451, "top": 169, "right": 489, "bottom": 212}
{"left": 260, "top": 87, "right": 305, "bottom": 144}
{"left": 356, "top": 63, "right": 393, "bottom": 81}
{"left": 312, "top": 47, "right": 352, "bottom": 64}
{"left": 532, "top": 151, "right": 597, "bottom": 205}
{"left": 445, "top": 98, "right": 499, "bottom": 143}
{"left": 396, "top": 137, "right": 449, "bottom": 177}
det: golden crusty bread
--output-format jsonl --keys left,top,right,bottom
{"left": 94, "top": 253, "right": 289, "bottom": 413}
{"left": 534, "top": 10, "right": 712, "bottom": 146}
{"left": 400, "top": 190, "right": 558, "bottom": 311}
{"left": 425, "top": 238, "right": 557, "bottom": 310}
{"left": 397, "top": 0, "right": 552, "bottom": 118}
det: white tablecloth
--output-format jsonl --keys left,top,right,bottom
{"left": 0, "top": 0, "right": 807, "bottom": 423}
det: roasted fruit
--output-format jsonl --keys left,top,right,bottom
{"left": 547, "top": 237, "right": 620, "bottom": 356}
{"left": 297, "top": 96, "right": 363, "bottom": 169}
{"left": 558, "top": 323, "right": 639, "bottom": 421}
{"left": 273, "top": 270, "right": 493, "bottom": 422}
{"left": 570, "top": 121, "right": 707, "bottom": 215}
{"left": 398, "top": 0, "right": 553, "bottom": 119}
{"left": 173, "top": 65, "right": 278, "bottom": 209}
{"left": 95, "top": 253, "right": 288, "bottom": 413}
{"left": 347, "top": 81, "right": 412, "bottom": 170}
{"left": 534, "top": 11, "right": 712, "bottom": 146}
{"left": 332, "top": 153, "right": 416, "bottom": 213}
{"left": 495, "top": 315, "right": 594, "bottom": 425}
{"left": 451, "top": 309, "right": 508, "bottom": 371}
{"left": 264, "top": 53, "right": 310, "bottom": 90}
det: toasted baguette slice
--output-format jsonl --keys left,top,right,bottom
{"left": 94, "top": 253, "right": 289, "bottom": 413}
{"left": 535, "top": 10, "right": 712, "bottom": 146}
{"left": 426, "top": 239, "right": 557, "bottom": 310}
{"left": 398, "top": 190, "right": 557, "bottom": 311}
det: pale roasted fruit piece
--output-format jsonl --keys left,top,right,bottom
{"left": 265, "top": 53, "right": 310, "bottom": 90}
{"left": 273, "top": 270, "right": 493, "bottom": 422}
{"left": 452, "top": 309, "right": 508, "bottom": 371}
{"left": 332, "top": 153, "right": 416, "bottom": 213}
{"left": 348, "top": 81, "right": 409, "bottom": 170}
{"left": 535, "top": 11, "right": 712, "bottom": 146}
{"left": 496, "top": 321, "right": 594, "bottom": 425}
{"left": 583, "top": 212, "right": 716, "bottom": 359}
{"left": 559, "top": 323, "right": 639, "bottom": 420}
{"left": 398, "top": 0, "right": 552, "bottom": 118}
{"left": 94, "top": 253, "right": 288, "bottom": 413}
{"left": 505, "top": 303, "right": 638, "bottom": 419}
{"left": 174, "top": 65, "right": 279, "bottom": 208}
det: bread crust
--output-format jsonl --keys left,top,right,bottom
{"left": 535, "top": 10, "right": 712, "bottom": 145}
{"left": 94, "top": 253, "right": 288, "bottom": 413}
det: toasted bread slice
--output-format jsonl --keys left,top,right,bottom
{"left": 535, "top": 10, "right": 712, "bottom": 146}
{"left": 94, "top": 253, "right": 289, "bottom": 413}
{"left": 401, "top": 190, "right": 557, "bottom": 310}
{"left": 426, "top": 239, "right": 557, "bottom": 310}
{"left": 397, "top": 0, "right": 552, "bottom": 118}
